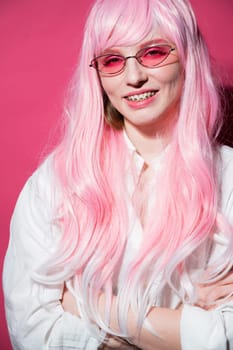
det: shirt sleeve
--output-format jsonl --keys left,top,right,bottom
{"left": 180, "top": 302, "right": 233, "bottom": 350}
{"left": 2, "top": 158, "right": 101, "bottom": 350}
{"left": 180, "top": 146, "right": 233, "bottom": 350}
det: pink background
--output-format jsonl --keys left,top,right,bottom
{"left": 1, "top": 0, "right": 232, "bottom": 348}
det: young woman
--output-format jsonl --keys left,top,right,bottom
{"left": 3, "top": 0, "right": 233, "bottom": 349}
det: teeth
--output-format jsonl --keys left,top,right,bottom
{"left": 126, "top": 91, "right": 157, "bottom": 102}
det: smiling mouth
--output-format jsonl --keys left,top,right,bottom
{"left": 125, "top": 91, "right": 158, "bottom": 102}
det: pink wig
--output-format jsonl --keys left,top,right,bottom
{"left": 34, "top": 0, "right": 233, "bottom": 337}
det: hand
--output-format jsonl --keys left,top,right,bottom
{"left": 61, "top": 285, "right": 80, "bottom": 316}
{"left": 62, "top": 288, "right": 182, "bottom": 350}
{"left": 62, "top": 287, "right": 136, "bottom": 348}
{"left": 99, "top": 337, "right": 139, "bottom": 349}
{"left": 195, "top": 268, "right": 233, "bottom": 310}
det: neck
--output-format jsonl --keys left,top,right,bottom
{"left": 124, "top": 123, "right": 171, "bottom": 163}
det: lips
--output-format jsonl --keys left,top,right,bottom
{"left": 124, "top": 90, "right": 158, "bottom": 102}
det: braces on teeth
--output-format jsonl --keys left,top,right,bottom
{"left": 126, "top": 91, "right": 156, "bottom": 101}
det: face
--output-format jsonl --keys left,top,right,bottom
{"left": 99, "top": 33, "right": 184, "bottom": 137}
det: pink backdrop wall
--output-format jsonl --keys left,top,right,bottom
{"left": 1, "top": 0, "right": 232, "bottom": 348}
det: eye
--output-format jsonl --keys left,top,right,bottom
{"left": 100, "top": 55, "right": 124, "bottom": 67}
{"left": 142, "top": 46, "right": 170, "bottom": 58}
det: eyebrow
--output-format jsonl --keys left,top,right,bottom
{"left": 139, "top": 38, "right": 169, "bottom": 47}
{"left": 101, "top": 38, "right": 170, "bottom": 55}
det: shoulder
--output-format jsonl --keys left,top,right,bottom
{"left": 28, "top": 153, "right": 56, "bottom": 193}
{"left": 219, "top": 145, "right": 233, "bottom": 171}
{"left": 218, "top": 145, "right": 233, "bottom": 219}
{"left": 10, "top": 153, "right": 62, "bottom": 266}
{"left": 218, "top": 145, "right": 233, "bottom": 188}
{"left": 12, "top": 152, "right": 58, "bottom": 212}
{"left": 18, "top": 153, "right": 60, "bottom": 209}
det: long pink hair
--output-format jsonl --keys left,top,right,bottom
{"left": 35, "top": 0, "right": 233, "bottom": 336}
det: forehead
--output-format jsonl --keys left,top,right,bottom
{"left": 101, "top": 31, "right": 170, "bottom": 54}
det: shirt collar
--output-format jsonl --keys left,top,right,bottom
{"left": 123, "top": 129, "right": 167, "bottom": 176}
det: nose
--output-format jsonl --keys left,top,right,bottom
{"left": 124, "top": 57, "right": 148, "bottom": 87}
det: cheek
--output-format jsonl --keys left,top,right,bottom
{"left": 100, "top": 77, "right": 119, "bottom": 98}
{"left": 101, "top": 80, "right": 110, "bottom": 95}
{"left": 156, "top": 63, "right": 183, "bottom": 86}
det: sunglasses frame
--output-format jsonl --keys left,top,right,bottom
{"left": 89, "top": 44, "right": 176, "bottom": 75}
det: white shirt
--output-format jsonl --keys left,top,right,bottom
{"left": 3, "top": 144, "right": 233, "bottom": 350}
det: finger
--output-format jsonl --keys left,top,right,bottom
{"left": 217, "top": 270, "right": 233, "bottom": 285}
{"left": 199, "top": 269, "right": 233, "bottom": 288}
{"left": 210, "top": 285, "right": 232, "bottom": 301}
{"left": 102, "top": 337, "right": 135, "bottom": 349}
{"left": 196, "top": 285, "right": 233, "bottom": 307}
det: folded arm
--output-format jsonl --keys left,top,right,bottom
{"left": 62, "top": 276, "right": 233, "bottom": 350}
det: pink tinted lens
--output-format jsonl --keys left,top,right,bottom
{"left": 140, "top": 46, "right": 170, "bottom": 66}
{"left": 99, "top": 55, "right": 125, "bottom": 73}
